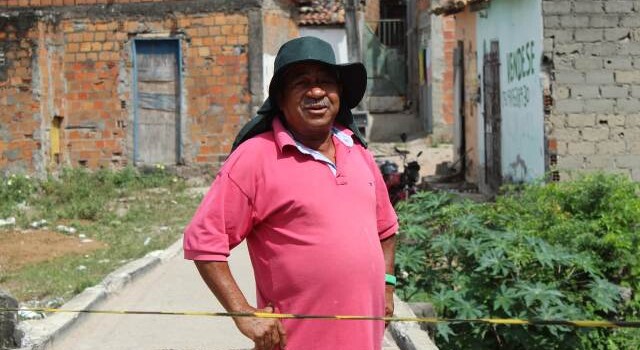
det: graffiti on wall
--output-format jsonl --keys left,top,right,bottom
{"left": 503, "top": 40, "right": 535, "bottom": 108}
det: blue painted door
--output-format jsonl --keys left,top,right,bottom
{"left": 134, "top": 40, "right": 180, "bottom": 165}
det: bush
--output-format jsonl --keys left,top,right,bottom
{"left": 0, "top": 174, "right": 36, "bottom": 217}
{"left": 394, "top": 178, "right": 640, "bottom": 349}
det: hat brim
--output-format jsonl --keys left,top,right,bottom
{"left": 268, "top": 60, "right": 367, "bottom": 110}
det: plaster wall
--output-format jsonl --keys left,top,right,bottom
{"left": 476, "top": 0, "right": 545, "bottom": 184}
{"left": 299, "top": 27, "right": 348, "bottom": 64}
{"left": 262, "top": 2, "right": 298, "bottom": 102}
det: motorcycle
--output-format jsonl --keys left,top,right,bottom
{"left": 377, "top": 134, "right": 422, "bottom": 205}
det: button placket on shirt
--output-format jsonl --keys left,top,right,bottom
{"left": 334, "top": 136, "right": 349, "bottom": 185}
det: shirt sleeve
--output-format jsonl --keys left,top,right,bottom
{"left": 183, "top": 171, "right": 255, "bottom": 261}
{"left": 362, "top": 148, "right": 399, "bottom": 240}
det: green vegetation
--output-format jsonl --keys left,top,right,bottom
{"left": 0, "top": 167, "right": 203, "bottom": 305}
{"left": 395, "top": 173, "right": 640, "bottom": 349}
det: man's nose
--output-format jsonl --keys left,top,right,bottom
{"left": 306, "top": 86, "right": 326, "bottom": 97}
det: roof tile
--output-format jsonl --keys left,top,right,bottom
{"left": 297, "top": 0, "right": 346, "bottom": 26}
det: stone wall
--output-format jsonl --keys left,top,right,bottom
{"left": 0, "top": 1, "right": 258, "bottom": 175}
{"left": 543, "top": 0, "right": 640, "bottom": 181}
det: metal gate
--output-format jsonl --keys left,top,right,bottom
{"left": 483, "top": 41, "right": 502, "bottom": 192}
{"left": 133, "top": 39, "right": 181, "bottom": 166}
{"left": 364, "top": 22, "right": 407, "bottom": 96}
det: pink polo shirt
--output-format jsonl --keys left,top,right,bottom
{"left": 184, "top": 117, "right": 398, "bottom": 350}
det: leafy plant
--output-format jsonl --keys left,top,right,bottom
{"left": 394, "top": 180, "right": 640, "bottom": 349}
{"left": 488, "top": 173, "right": 640, "bottom": 286}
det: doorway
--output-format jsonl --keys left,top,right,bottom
{"left": 133, "top": 39, "right": 181, "bottom": 165}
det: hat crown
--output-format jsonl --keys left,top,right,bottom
{"left": 274, "top": 36, "right": 337, "bottom": 74}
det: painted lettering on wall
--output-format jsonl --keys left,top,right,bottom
{"left": 503, "top": 85, "right": 530, "bottom": 108}
{"left": 507, "top": 41, "right": 535, "bottom": 83}
{"left": 504, "top": 40, "right": 536, "bottom": 108}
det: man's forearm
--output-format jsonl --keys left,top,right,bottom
{"left": 381, "top": 234, "right": 396, "bottom": 275}
{"left": 195, "top": 260, "right": 287, "bottom": 349}
{"left": 194, "top": 260, "right": 253, "bottom": 312}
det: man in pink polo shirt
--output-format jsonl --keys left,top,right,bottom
{"left": 184, "top": 36, "right": 398, "bottom": 350}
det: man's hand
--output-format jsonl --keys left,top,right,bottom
{"left": 234, "top": 305, "right": 287, "bottom": 350}
{"left": 194, "top": 262, "right": 287, "bottom": 349}
{"left": 380, "top": 234, "right": 396, "bottom": 328}
{"left": 385, "top": 285, "right": 395, "bottom": 328}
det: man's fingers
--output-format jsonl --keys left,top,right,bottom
{"left": 257, "top": 332, "right": 272, "bottom": 350}
{"left": 269, "top": 326, "right": 280, "bottom": 349}
{"left": 277, "top": 320, "right": 288, "bottom": 348}
{"left": 262, "top": 305, "right": 274, "bottom": 313}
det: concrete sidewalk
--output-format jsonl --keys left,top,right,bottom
{"left": 47, "top": 242, "right": 400, "bottom": 350}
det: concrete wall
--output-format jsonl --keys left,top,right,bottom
{"left": 543, "top": 0, "right": 640, "bottom": 181}
{"left": 262, "top": 0, "right": 298, "bottom": 104}
{"left": 0, "top": 1, "right": 260, "bottom": 175}
{"left": 477, "top": 0, "right": 545, "bottom": 184}
{"left": 415, "top": 0, "right": 432, "bottom": 132}
{"left": 299, "top": 27, "right": 348, "bottom": 64}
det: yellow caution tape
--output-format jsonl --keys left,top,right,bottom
{"left": 2, "top": 308, "right": 640, "bottom": 328}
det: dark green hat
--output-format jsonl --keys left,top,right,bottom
{"left": 231, "top": 36, "right": 368, "bottom": 151}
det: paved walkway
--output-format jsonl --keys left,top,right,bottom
{"left": 49, "top": 242, "right": 399, "bottom": 350}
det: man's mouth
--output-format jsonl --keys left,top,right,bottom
{"left": 302, "top": 97, "right": 330, "bottom": 114}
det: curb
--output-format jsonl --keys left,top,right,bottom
{"left": 390, "top": 295, "right": 439, "bottom": 350}
{"left": 16, "top": 239, "right": 184, "bottom": 350}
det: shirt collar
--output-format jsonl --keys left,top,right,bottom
{"left": 272, "top": 117, "right": 355, "bottom": 152}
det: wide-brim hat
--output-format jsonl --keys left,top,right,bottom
{"left": 231, "top": 36, "right": 368, "bottom": 151}
{"left": 269, "top": 36, "right": 367, "bottom": 110}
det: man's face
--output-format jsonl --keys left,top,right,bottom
{"left": 278, "top": 62, "right": 341, "bottom": 136}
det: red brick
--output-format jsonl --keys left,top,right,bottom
{"left": 548, "top": 138, "right": 558, "bottom": 152}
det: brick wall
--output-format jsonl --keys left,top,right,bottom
{"left": 0, "top": 0, "right": 175, "bottom": 6}
{"left": 179, "top": 13, "right": 251, "bottom": 164}
{"left": 365, "top": 0, "right": 380, "bottom": 25}
{"left": 0, "top": 3, "right": 256, "bottom": 174}
{"left": 543, "top": 0, "right": 640, "bottom": 181}
{"left": 0, "top": 15, "right": 42, "bottom": 174}
{"left": 441, "top": 15, "right": 456, "bottom": 128}
{"left": 429, "top": 10, "right": 456, "bottom": 143}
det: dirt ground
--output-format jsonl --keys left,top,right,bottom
{"left": 369, "top": 138, "right": 454, "bottom": 181}
{"left": 0, "top": 229, "right": 105, "bottom": 272}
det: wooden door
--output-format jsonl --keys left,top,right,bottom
{"left": 483, "top": 41, "right": 502, "bottom": 192}
{"left": 134, "top": 40, "right": 180, "bottom": 165}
